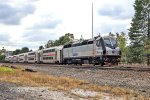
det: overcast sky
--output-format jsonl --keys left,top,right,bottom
{"left": 0, "top": 0, "right": 135, "bottom": 51}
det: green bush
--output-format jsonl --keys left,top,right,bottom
{"left": 0, "top": 67, "right": 15, "bottom": 73}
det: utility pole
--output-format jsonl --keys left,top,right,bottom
{"left": 147, "top": 12, "right": 150, "bottom": 66}
{"left": 148, "top": 13, "right": 150, "bottom": 38}
{"left": 92, "top": 2, "right": 93, "bottom": 39}
{"left": 92, "top": 2, "right": 95, "bottom": 65}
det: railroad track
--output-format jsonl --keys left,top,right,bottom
{"left": 1, "top": 63, "right": 150, "bottom": 72}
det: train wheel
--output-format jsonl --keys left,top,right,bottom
{"left": 100, "top": 63, "right": 104, "bottom": 67}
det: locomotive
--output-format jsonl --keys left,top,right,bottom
{"left": 6, "top": 36, "right": 121, "bottom": 66}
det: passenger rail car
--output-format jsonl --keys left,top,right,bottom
{"left": 5, "top": 36, "right": 121, "bottom": 66}
{"left": 5, "top": 56, "right": 13, "bottom": 63}
{"left": 12, "top": 55, "right": 18, "bottom": 63}
{"left": 40, "top": 46, "right": 63, "bottom": 64}
{"left": 18, "top": 53, "right": 27, "bottom": 63}
{"left": 27, "top": 51, "right": 37, "bottom": 63}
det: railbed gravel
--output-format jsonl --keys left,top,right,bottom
{"left": 1, "top": 63, "right": 150, "bottom": 98}
{"left": 0, "top": 82, "right": 88, "bottom": 100}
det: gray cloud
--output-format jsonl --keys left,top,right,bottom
{"left": 32, "top": 20, "right": 61, "bottom": 29}
{"left": 31, "top": 15, "right": 62, "bottom": 29}
{"left": 0, "top": 34, "right": 10, "bottom": 42}
{"left": 23, "top": 30, "right": 58, "bottom": 42}
{"left": 98, "top": 5, "right": 134, "bottom": 20}
{"left": 0, "top": 2, "right": 36, "bottom": 25}
{"left": 95, "top": 22, "right": 129, "bottom": 34}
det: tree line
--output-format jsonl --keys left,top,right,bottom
{"left": 129, "top": 0, "right": 150, "bottom": 65}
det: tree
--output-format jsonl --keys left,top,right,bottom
{"left": 0, "top": 55, "right": 5, "bottom": 61}
{"left": 45, "top": 40, "right": 55, "bottom": 48}
{"left": 12, "top": 47, "right": 29, "bottom": 55}
{"left": 109, "top": 32, "right": 115, "bottom": 37}
{"left": 128, "top": 0, "right": 147, "bottom": 63}
{"left": 116, "top": 32, "right": 127, "bottom": 63}
{"left": 21, "top": 47, "right": 29, "bottom": 53}
{"left": 45, "top": 33, "right": 74, "bottom": 47}
{"left": 12, "top": 49, "right": 21, "bottom": 55}
{"left": 39, "top": 45, "right": 44, "bottom": 50}
{"left": 142, "top": 0, "right": 150, "bottom": 65}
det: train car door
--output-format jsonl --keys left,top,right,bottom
{"left": 37, "top": 52, "right": 40, "bottom": 63}
{"left": 55, "top": 49, "right": 59, "bottom": 63}
{"left": 60, "top": 50, "right": 63, "bottom": 63}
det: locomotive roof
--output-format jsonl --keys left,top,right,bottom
{"left": 102, "top": 36, "right": 116, "bottom": 39}
{"left": 42, "top": 45, "right": 63, "bottom": 51}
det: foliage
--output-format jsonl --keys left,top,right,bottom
{"left": 126, "top": 45, "right": 144, "bottom": 63}
{"left": 0, "top": 66, "right": 15, "bottom": 73}
{"left": 45, "top": 33, "right": 74, "bottom": 48}
{"left": 128, "top": 0, "right": 150, "bottom": 64}
{"left": 13, "top": 47, "right": 29, "bottom": 55}
{"left": 116, "top": 32, "right": 127, "bottom": 61}
{"left": 0, "top": 55, "right": 5, "bottom": 61}
{"left": 109, "top": 32, "right": 115, "bottom": 37}
{"left": 21, "top": 47, "right": 29, "bottom": 53}
{"left": 39, "top": 45, "right": 44, "bottom": 50}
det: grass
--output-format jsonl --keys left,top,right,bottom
{"left": 0, "top": 66, "right": 15, "bottom": 73}
{"left": 0, "top": 65, "right": 149, "bottom": 99}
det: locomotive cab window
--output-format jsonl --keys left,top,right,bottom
{"left": 88, "top": 41, "right": 93, "bottom": 44}
{"left": 82, "top": 40, "right": 88, "bottom": 45}
{"left": 103, "top": 38, "right": 113, "bottom": 48}
{"left": 96, "top": 40, "right": 101, "bottom": 47}
{"left": 110, "top": 38, "right": 118, "bottom": 47}
{"left": 103, "top": 38, "right": 111, "bottom": 45}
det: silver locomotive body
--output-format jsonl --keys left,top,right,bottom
{"left": 63, "top": 36, "right": 121, "bottom": 65}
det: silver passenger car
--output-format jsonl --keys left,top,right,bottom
{"left": 40, "top": 46, "right": 63, "bottom": 63}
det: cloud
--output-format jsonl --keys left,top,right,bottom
{"left": 0, "top": 1, "right": 36, "bottom": 25}
{"left": 94, "top": 17, "right": 131, "bottom": 34}
{"left": 23, "top": 30, "right": 58, "bottom": 42}
{"left": 98, "top": 1, "right": 134, "bottom": 20}
{"left": 31, "top": 15, "right": 62, "bottom": 29}
{"left": 0, "top": 33, "right": 10, "bottom": 42}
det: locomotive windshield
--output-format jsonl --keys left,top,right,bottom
{"left": 103, "top": 38, "right": 111, "bottom": 45}
{"left": 110, "top": 38, "right": 118, "bottom": 47}
{"left": 103, "top": 37, "right": 118, "bottom": 48}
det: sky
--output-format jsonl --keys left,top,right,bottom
{"left": 0, "top": 0, "right": 135, "bottom": 51}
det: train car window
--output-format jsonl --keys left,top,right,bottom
{"left": 51, "top": 49, "right": 55, "bottom": 52}
{"left": 72, "top": 44, "right": 76, "bottom": 47}
{"left": 82, "top": 40, "right": 88, "bottom": 45}
{"left": 88, "top": 41, "right": 93, "bottom": 44}
{"left": 29, "top": 52, "right": 35, "bottom": 55}
{"left": 63, "top": 45, "right": 68, "bottom": 48}
{"left": 76, "top": 43, "right": 81, "bottom": 46}
{"left": 68, "top": 44, "right": 71, "bottom": 47}
{"left": 28, "top": 58, "right": 34, "bottom": 60}
{"left": 96, "top": 40, "right": 101, "bottom": 47}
